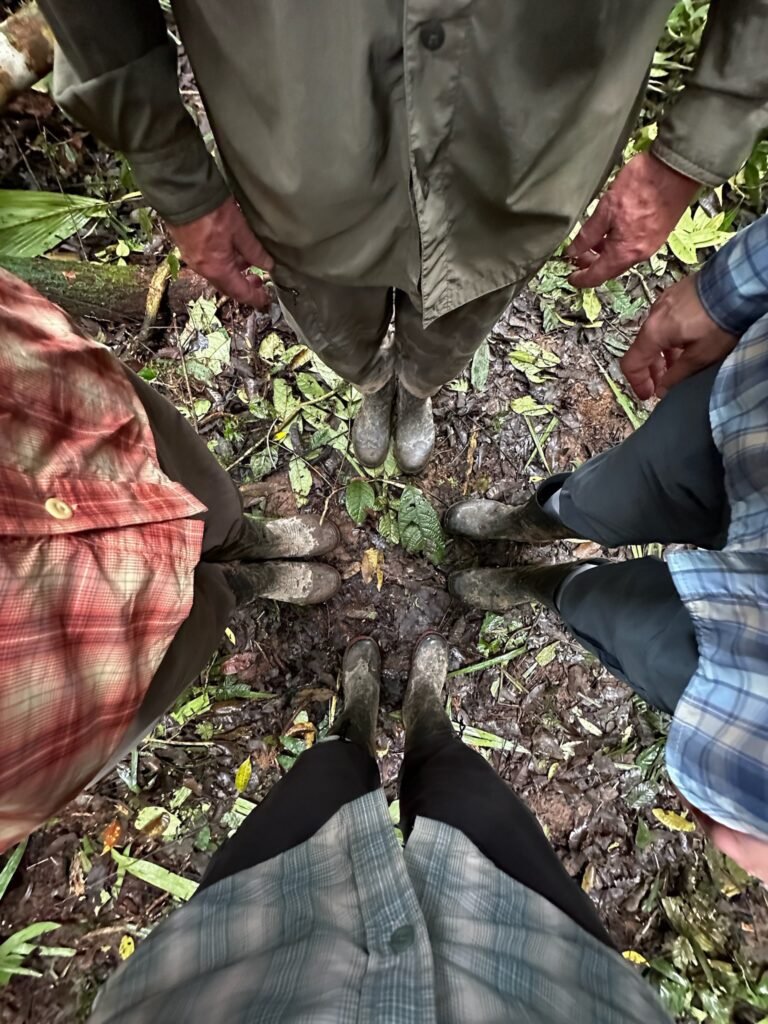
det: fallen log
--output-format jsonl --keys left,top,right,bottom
{"left": 0, "top": 2, "right": 53, "bottom": 111}
{"left": 0, "top": 254, "right": 210, "bottom": 323}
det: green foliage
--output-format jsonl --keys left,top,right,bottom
{"left": 0, "top": 839, "right": 27, "bottom": 902}
{"left": 0, "top": 190, "right": 108, "bottom": 257}
{"left": 397, "top": 486, "right": 445, "bottom": 564}
{"left": 471, "top": 340, "right": 491, "bottom": 391}
{"left": 345, "top": 479, "right": 377, "bottom": 524}
{"left": 110, "top": 850, "right": 198, "bottom": 902}
{"left": 0, "top": 923, "right": 75, "bottom": 986}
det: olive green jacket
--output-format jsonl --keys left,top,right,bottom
{"left": 40, "top": 1, "right": 768, "bottom": 325}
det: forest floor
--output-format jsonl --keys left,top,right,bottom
{"left": 0, "top": 48, "right": 766, "bottom": 1024}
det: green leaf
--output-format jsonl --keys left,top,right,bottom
{"left": 376, "top": 508, "right": 400, "bottom": 545}
{"left": 110, "top": 850, "right": 198, "bottom": 901}
{"left": 258, "top": 331, "right": 286, "bottom": 363}
{"left": 635, "top": 818, "right": 654, "bottom": 850}
{"left": 0, "top": 190, "right": 108, "bottom": 257}
{"left": 295, "top": 372, "right": 328, "bottom": 402}
{"left": 288, "top": 458, "right": 313, "bottom": 507}
{"left": 0, "top": 922, "right": 60, "bottom": 960}
{"left": 668, "top": 230, "right": 699, "bottom": 265}
{"left": 250, "top": 450, "right": 277, "bottom": 481}
{"left": 272, "top": 378, "right": 300, "bottom": 421}
{"left": 535, "top": 641, "right": 559, "bottom": 667}
{"left": 470, "top": 340, "right": 491, "bottom": 391}
{"left": 508, "top": 340, "right": 560, "bottom": 384}
{"left": 345, "top": 479, "right": 377, "bottom": 525}
{"left": 397, "top": 486, "right": 445, "bottom": 564}
{"left": 0, "top": 838, "right": 27, "bottom": 902}
{"left": 235, "top": 757, "right": 252, "bottom": 793}
{"left": 581, "top": 288, "right": 602, "bottom": 322}
{"left": 182, "top": 297, "right": 231, "bottom": 378}
{"left": 510, "top": 396, "right": 553, "bottom": 417}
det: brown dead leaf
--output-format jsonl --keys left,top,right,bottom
{"left": 572, "top": 541, "right": 603, "bottom": 560}
{"left": 101, "top": 819, "right": 123, "bottom": 853}
{"left": 361, "top": 548, "right": 384, "bottom": 590}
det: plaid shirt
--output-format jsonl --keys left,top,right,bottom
{"left": 89, "top": 789, "right": 670, "bottom": 1024}
{"left": 0, "top": 273, "right": 205, "bottom": 852}
{"left": 667, "top": 216, "right": 768, "bottom": 839}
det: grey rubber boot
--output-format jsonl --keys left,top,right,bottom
{"left": 223, "top": 515, "right": 340, "bottom": 561}
{"left": 328, "top": 638, "right": 381, "bottom": 755}
{"left": 224, "top": 561, "right": 341, "bottom": 606}
{"left": 402, "top": 633, "right": 453, "bottom": 748}
{"left": 351, "top": 377, "right": 396, "bottom": 469}
{"left": 394, "top": 382, "right": 435, "bottom": 475}
{"left": 444, "top": 474, "right": 573, "bottom": 543}
{"left": 449, "top": 560, "right": 605, "bottom": 612}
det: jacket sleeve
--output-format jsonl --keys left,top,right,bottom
{"left": 697, "top": 215, "right": 768, "bottom": 335}
{"left": 652, "top": 0, "right": 768, "bottom": 186}
{"left": 38, "top": 0, "right": 230, "bottom": 224}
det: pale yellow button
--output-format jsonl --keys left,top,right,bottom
{"left": 44, "top": 497, "right": 74, "bottom": 520}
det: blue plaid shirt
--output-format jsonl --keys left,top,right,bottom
{"left": 667, "top": 215, "right": 768, "bottom": 840}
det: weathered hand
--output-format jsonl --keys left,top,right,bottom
{"left": 168, "top": 197, "right": 274, "bottom": 308}
{"left": 620, "top": 273, "right": 738, "bottom": 400}
{"left": 567, "top": 151, "right": 699, "bottom": 289}
{"left": 686, "top": 802, "right": 768, "bottom": 886}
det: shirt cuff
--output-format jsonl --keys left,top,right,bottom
{"left": 653, "top": 89, "right": 768, "bottom": 187}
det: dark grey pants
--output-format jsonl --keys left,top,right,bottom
{"left": 552, "top": 363, "right": 729, "bottom": 714}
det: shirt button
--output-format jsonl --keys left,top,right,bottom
{"left": 389, "top": 925, "right": 415, "bottom": 953}
{"left": 44, "top": 497, "right": 74, "bottom": 520}
{"left": 420, "top": 20, "right": 445, "bottom": 51}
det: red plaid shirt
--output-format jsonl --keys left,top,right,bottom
{"left": 0, "top": 272, "right": 205, "bottom": 851}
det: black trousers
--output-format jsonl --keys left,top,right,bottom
{"left": 198, "top": 732, "right": 612, "bottom": 947}
{"left": 554, "top": 363, "right": 729, "bottom": 714}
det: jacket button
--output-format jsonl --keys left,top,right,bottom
{"left": 44, "top": 497, "right": 74, "bottom": 520}
{"left": 420, "top": 20, "right": 445, "bottom": 51}
{"left": 389, "top": 925, "right": 415, "bottom": 953}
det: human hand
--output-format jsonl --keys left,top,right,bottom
{"left": 168, "top": 197, "right": 274, "bottom": 308}
{"left": 686, "top": 803, "right": 768, "bottom": 886}
{"left": 620, "top": 273, "right": 738, "bottom": 400}
{"left": 567, "top": 151, "right": 700, "bottom": 289}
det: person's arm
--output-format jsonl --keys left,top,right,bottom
{"left": 569, "top": 0, "right": 768, "bottom": 288}
{"left": 621, "top": 215, "right": 768, "bottom": 398}
{"left": 39, "top": 0, "right": 272, "bottom": 306}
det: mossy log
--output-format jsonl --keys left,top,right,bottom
{"left": 0, "top": 255, "right": 209, "bottom": 322}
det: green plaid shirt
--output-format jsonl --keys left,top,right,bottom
{"left": 90, "top": 790, "right": 669, "bottom": 1023}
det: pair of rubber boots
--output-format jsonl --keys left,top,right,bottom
{"left": 352, "top": 378, "right": 434, "bottom": 475}
{"left": 443, "top": 481, "right": 601, "bottom": 611}
{"left": 223, "top": 515, "right": 341, "bottom": 606}
{"left": 330, "top": 633, "right": 452, "bottom": 754}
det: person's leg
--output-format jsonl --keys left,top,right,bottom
{"left": 399, "top": 635, "right": 613, "bottom": 946}
{"left": 198, "top": 638, "right": 382, "bottom": 891}
{"left": 392, "top": 283, "right": 519, "bottom": 473}
{"left": 445, "top": 362, "right": 729, "bottom": 549}
{"left": 271, "top": 265, "right": 397, "bottom": 467}
{"left": 555, "top": 557, "right": 698, "bottom": 714}
{"left": 558, "top": 362, "right": 729, "bottom": 548}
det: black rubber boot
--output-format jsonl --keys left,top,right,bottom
{"left": 328, "top": 638, "right": 381, "bottom": 755}
{"left": 351, "top": 378, "right": 396, "bottom": 469}
{"left": 448, "top": 560, "right": 607, "bottom": 612}
{"left": 444, "top": 473, "right": 574, "bottom": 543}
{"left": 402, "top": 633, "right": 454, "bottom": 751}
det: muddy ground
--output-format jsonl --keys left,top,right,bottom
{"left": 0, "top": 60, "right": 766, "bottom": 1024}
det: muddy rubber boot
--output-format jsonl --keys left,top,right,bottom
{"left": 328, "top": 638, "right": 381, "bottom": 755}
{"left": 448, "top": 560, "right": 606, "bottom": 612}
{"left": 351, "top": 377, "right": 396, "bottom": 469}
{"left": 233, "top": 515, "right": 340, "bottom": 560}
{"left": 394, "top": 382, "right": 435, "bottom": 475}
{"left": 444, "top": 475, "right": 573, "bottom": 543}
{"left": 402, "top": 633, "right": 454, "bottom": 749}
{"left": 224, "top": 561, "right": 341, "bottom": 606}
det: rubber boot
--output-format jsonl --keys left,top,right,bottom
{"left": 218, "top": 515, "right": 340, "bottom": 561}
{"left": 394, "top": 382, "right": 435, "bottom": 475}
{"left": 328, "top": 638, "right": 381, "bottom": 755}
{"left": 351, "top": 378, "right": 396, "bottom": 469}
{"left": 402, "top": 633, "right": 454, "bottom": 750}
{"left": 444, "top": 473, "right": 574, "bottom": 543}
{"left": 224, "top": 561, "right": 341, "bottom": 606}
{"left": 448, "top": 560, "right": 606, "bottom": 612}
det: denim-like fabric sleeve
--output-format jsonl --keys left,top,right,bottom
{"left": 696, "top": 216, "right": 768, "bottom": 337}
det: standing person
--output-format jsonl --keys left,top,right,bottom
{"left": 39, "top": 0, "right": 768, "bottom": 473}
{"left": 444, "top": 214, "right": 768, "bottom": 884}
{"left": 87, "top": 634, "right": 671, "bottom": 1023}
{"left": 0, "top": 271, "right": 340, "bottom": 852}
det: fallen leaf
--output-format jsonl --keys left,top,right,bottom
{"left": 118, "top": 935, "right": 135, "bottom": 960}
{"left": 235, "top": 757, "right": 252, "bottom": 793}
{"left": 623, "top": 950, "right": 648, "bottom": 965}
{"left": 101, "top": 819, "right": 123, "bottom": 853}
{"left": 361, "top": 548, "right": 384, "bottom": 591}
{"left": 581, "top": 863, "right": 597, "bottom": 892}
{"left": 652, "top": 808, "right": 696, "bottom": 833}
